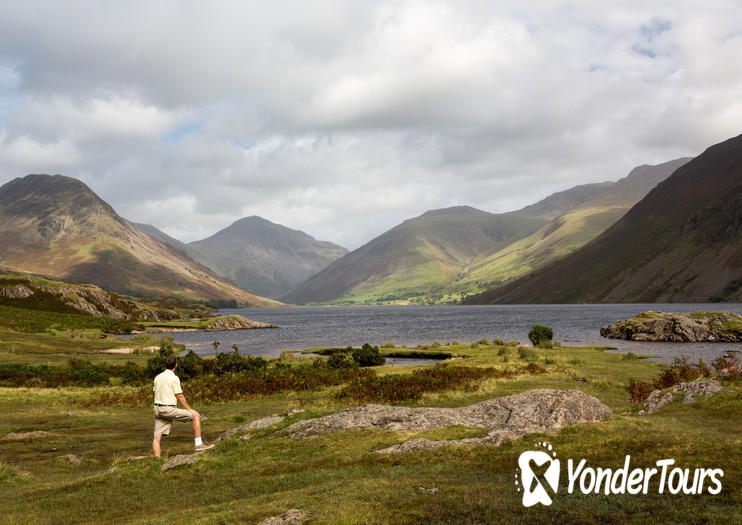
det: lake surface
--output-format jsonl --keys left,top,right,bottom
{"left": 154, "top": 304, "right": 742, "bottom": 364}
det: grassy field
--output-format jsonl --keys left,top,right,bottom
{"left": 0, "top": 341, "right": 740, "bottom": 524}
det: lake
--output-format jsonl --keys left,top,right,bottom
{"left": 155, "top": 304, "right": 742, "bottom": 364}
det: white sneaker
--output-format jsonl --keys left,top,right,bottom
{"left": 195, "top": 443, "right": 214, "bottom": 452}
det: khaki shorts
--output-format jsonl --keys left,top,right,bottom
{"left": 153, "top": 405, "right": 193, "bottom": 436}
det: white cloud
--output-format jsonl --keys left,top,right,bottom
{"left": 0, "top": 1, "right": 740, "bottom": 249}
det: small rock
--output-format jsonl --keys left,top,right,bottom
{"left": 259, "top": 509, "right": 309, "bottom": 525}
{"left": 161, "top": 454, "right": 199, "bottom": 471}
{"left": 65, "top": 454, "right": 81, "bottom": 465}
{"left": 285, "top": 409, "right": 306, "bottom": 416}
{"left": 61, "top": 411, "right": 82, "bottom": 417}
{"left": 2, "top": 431, "right": 53, "bottom": 440}
{"left": 238, "top": 434, "right": 252, "bottom": 441}
{"left": 419, "top": 486, "right": 439, "bottom": 494}
{"left": 125, "top": 455, "right": 148, "bottom": 461}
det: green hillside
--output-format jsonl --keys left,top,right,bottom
{"left": 283, "top": 182, "right": 614, "bottom": 305}
{"left": 445, "top": 158, "right": 690, "bottom": 300}
{"left": 466, "top": 133, "right": 742, "bottom": 304}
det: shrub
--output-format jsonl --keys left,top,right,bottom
{"left": 327, "top": 353, "right": 359, "bottom": 369}
{"left": 517, "top": 346, "right": 539, "bottom": 361}
{"left": 351, "top": 343, "right": 385, "bottom": 367}
{"left": 528, "top": 325, "right": 553, "bottom": 346}
{"left": 627, "top": 379, "right": 655, "bottom": 402}
{"left": 336, "top": 365, "right": 510, "bottom": 403}
{"left": 494, "top": 338, "right": 505, "bottom": 346}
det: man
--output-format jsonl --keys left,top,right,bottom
{"left": 152, "top": 355, "right": 214, "bottom": 457}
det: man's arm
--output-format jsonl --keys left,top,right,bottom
{"left": 175, "top": 393, "right": 199, "bottom": 417}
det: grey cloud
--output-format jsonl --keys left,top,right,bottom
{"left": 0, "top": 1, "right": 740, "bottom": 249}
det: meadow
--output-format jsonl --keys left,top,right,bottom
{"left": 1, "top": 331, "right": 740, "bottom": 524}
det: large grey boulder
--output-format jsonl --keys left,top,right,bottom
{"left": 279, "top": 389, "right": 611, "bottom": 453}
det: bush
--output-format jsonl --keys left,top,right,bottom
{"left": 351, "top": 344, "right": 385, "bottom": 367}
{"left": 336, "top": 365, "right": 510, "bottom": 403}
{"left": 494, "top": 338, "right": 505, "bottom": 346}
{"left": 517, "top": 346, "right": 539, "bottom": 361}
{"left": 627, "top": 379, "right": 655, "bottom": 402}
{"left": 528, "top": 325, "right": 553, "bottom": 346}
{"left": 327, "top": 353, "right": 359, "bottom": 369}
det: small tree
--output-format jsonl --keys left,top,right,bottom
{"left": 212, "top": 340, "right": 221, "bottom": 356}
{"left": 352, "top": 343, "right": 386, "bottom": 367}
{"left": 528, "top": 325, "right": 553, "bottom": 347}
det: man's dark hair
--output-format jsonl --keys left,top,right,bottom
{"left": 164, "top": 355, "right": 178, "bottom": 370}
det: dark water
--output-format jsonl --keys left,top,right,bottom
{"left": 155, "top": 304, "right": 742, "bottom": 364}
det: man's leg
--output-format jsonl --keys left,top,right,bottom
{"left": 191, "top": 412, "right": 201, "bottom": 439}
{"left": 153, "top": 434, "right": 162, "bottom": 457}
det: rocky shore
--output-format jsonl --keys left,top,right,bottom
{"left": 600, "top": 311, "right": 742, "bottom": 342}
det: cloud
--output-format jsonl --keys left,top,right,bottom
{"left": 0, "top": 1, "right": 741, "bottom": 249}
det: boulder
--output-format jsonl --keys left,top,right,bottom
{"left": 601, "top": 311, "right": 742, "bottom": 342}
{"left": 279, "top": 389, "right": 611, "bottom": 453}
{"left": 642, "top": 378, "right": 728, "bottom": 413}
{"left": 161, "top": 454, "right": 199, "bottom": 471}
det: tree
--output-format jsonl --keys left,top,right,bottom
{"left": 212, "top": 340, "right": 221, "bottom": 356}
{"left": 352, "top": 343, "right": 386, "bottom": 367}
{"left": 528, "top": 325, "right": 553, "bottom": 346}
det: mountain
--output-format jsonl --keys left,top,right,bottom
{"left": 466, "top": 133, "right": 742, "bottom": 304}
{"left": 282, "top": 182, "right": 613, "bottom": 305}
{"left": 131, "top": 222, "right": 191, "bottom": 254}
{"left": 445, "top": 158, "right": 691, "bottom": 299}
{"left": 187, "top": 216, "right": 348, "bottom": 299}
{"left": 0, "top": 174, "right": 279, "bottom": 306}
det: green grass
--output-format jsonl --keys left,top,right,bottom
{"left": 0, "top": 329, "right": 162, "bottom": 366}
{"left": 0, "top": 342, "right": 739, "bottom": 524}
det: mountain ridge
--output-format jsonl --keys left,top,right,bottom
{"left": 0, "top": 174, "right": 279, "bottom": 306}
{"left": 282, "top": 182, "right": 615, "bottom": 304}
{"left": 187, "top": 216, "right": 348, "bottom": 299}
{"left": 465, "top": 133, "right": 742, "bottom": 304}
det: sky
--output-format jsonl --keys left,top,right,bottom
{"left": 0, "top": 1, "right": 741, "bottom": 250}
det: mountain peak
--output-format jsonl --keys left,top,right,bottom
{"left": 419, "top": 205, "right": 486, "bottom": 218}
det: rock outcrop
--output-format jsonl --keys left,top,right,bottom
{"left": 161, "top": 454, "right": 199, "bottom": 471}
{"left": 2, "top": 431, "right": 53, "bottom": 440}
{"left": 642, "top": 378, "right": 728, "bottom": 413}
{"left": 214, "top": 409, "right": 305, "bottom": 443}
{"left": 258, "top": 509, "right": 309, "bottom": 525}
{"left": 279, "top": 390, "right": 611, "bottom": 453}
{"left": 202, "top": 315, "right": 276, "bottom": 331}
{"left": 601, "top": 311, "right": 742, "bottom": 342}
